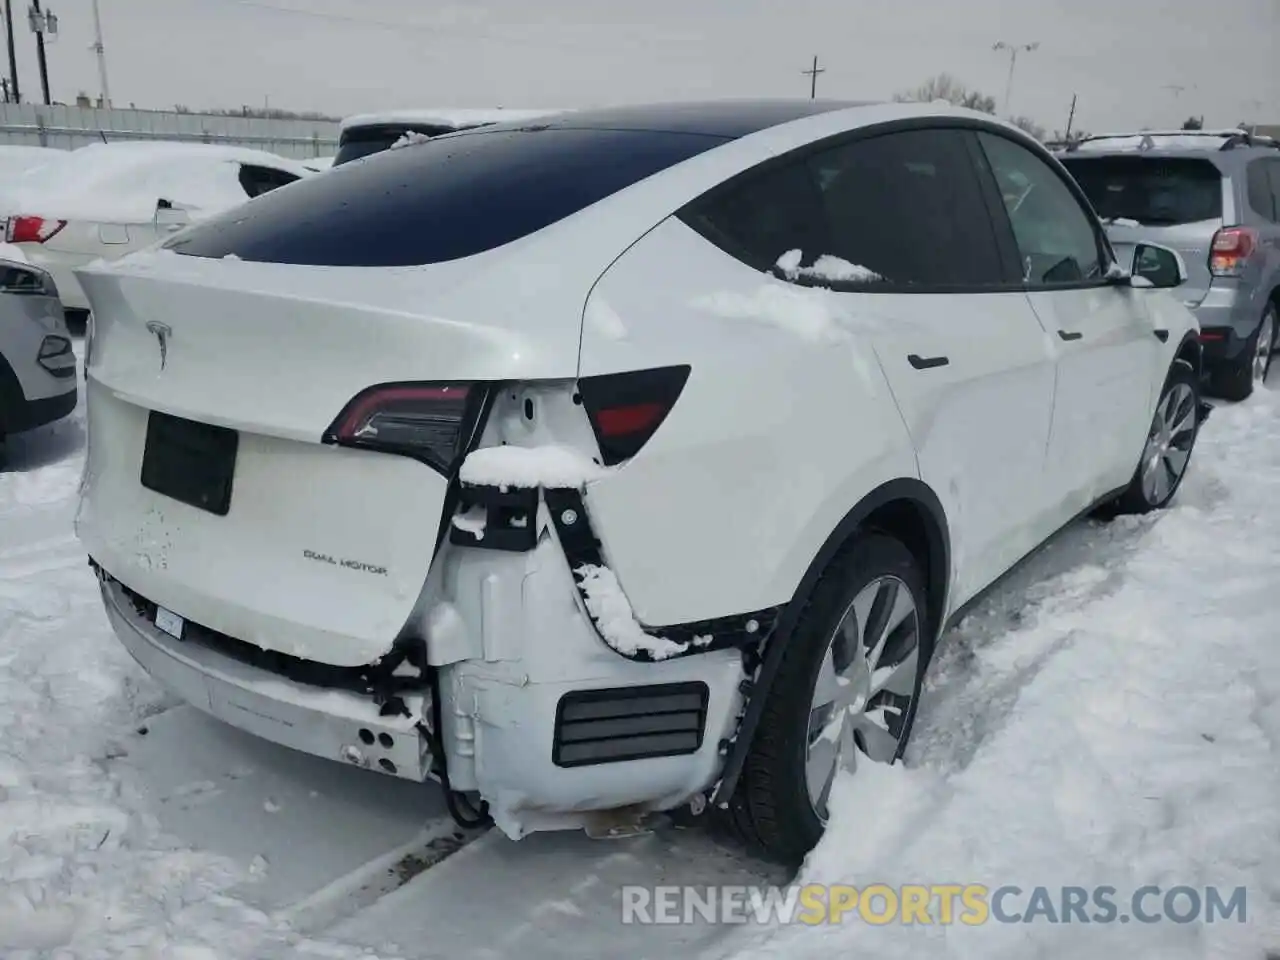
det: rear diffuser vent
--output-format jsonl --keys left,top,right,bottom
{"left": 552, "top": 682, "right": 709, "bottom": 767}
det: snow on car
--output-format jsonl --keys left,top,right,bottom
{"left": 0, "top": 144, "right": 65, "bottom": 183}
{"left": 72, "top": 99, "right": 1204, "bottom": 866}
{"left": 0, "top": 141, "right": 314, "bottom": 315}
{"left": 333, "top": 106, "right": 569, "bottom": 165}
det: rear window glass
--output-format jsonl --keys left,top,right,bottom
{"left": 166, "top": 127, "right": 727, "bottom": 266}
{"left": 333, "top": 124, "right": 466, "bottom": 166}
{"left": 1060, "top": 155, "right": 1223, "bottom": 226}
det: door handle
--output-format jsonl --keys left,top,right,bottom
{"left": 1153, "top": 329, "right": 1169, "bottom": 343}
{"left": 1057, "top": 330, "right": 1083, "bottom": 341}
{"left": 907, "top": 353, "right": 950, "bottom": 370}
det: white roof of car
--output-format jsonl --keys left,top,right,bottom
{"left": 52, "top": 140, "right": 314, "bottom": 174}
{"left": 1, "top": 140, "right": 313, "bottom": 224}
{"left": 339, "top": 108, "right": 570, "bottom": 134}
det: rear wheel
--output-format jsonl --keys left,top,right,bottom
{"left": 1113, "top": 361, "right": 1201, "bottom": 515}
{"left": 724, "top": 534, "right": 929, "bottom": 865}
{"left": 1212, "top": 306, "right": 1274, "bottom": 402}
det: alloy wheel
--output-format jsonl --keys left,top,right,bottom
{"left": 805, "top": 574, "right": 920, "bottom": 822}
{"left": 1140, "top": 381, "right": 1197, "bottom": 505}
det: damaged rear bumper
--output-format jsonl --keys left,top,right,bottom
{"left": 99, "top": 573, "right": 434, "bottom": 781}
{"left": 93, "top": 506, "right": 751, "bottom": 839}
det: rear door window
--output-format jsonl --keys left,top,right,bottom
{"left": 1059, "top": 155, "right": 1224, "bottom": 226}
{"left": 681, "top": 126, "right": 1008, "bottom": 288}
{"left": 805, "top": 128, "right": 1008, "bottom": 287}
{"left": 166, "top": 127, "right": 730, "bottom": 266}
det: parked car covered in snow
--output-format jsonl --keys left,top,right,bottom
{"left": 333, "top": 108, "right": 568, "bottom": 166}
{"left": 0, "top": 144, "right": 64, "bottom": 184}
{"left": 1, "top": 141, "right": 313, "bottom": 317}
{"left": 74, "top": 100, "right": 1204, "bottom": 864}
{"left": 0, "top": 257, "right": 76, "bottom": 444}
{"left": 1058, "top": 129, "right": 1280, "bottom": 400}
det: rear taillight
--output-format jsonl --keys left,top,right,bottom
{"left": 36, "top": 335, "right": 75, "bottom": 377}
{"left": 323, "top": 382, "right": 487, "bottom": 475}
{"left": 5, "top": 215, "right": 66, "bottom": 244}
{"left": 576, "top": 365, "right": 690, "bottom": 466}
{"left": 1209, "top": 226, "right": 1256, "bottom": 277}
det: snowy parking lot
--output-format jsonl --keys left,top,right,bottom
{"left": 3, "top": 341, "right": 1279, "bottom": 959}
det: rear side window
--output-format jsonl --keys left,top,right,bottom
{"left": 1247, "top": 158, "right": 1278, "bottom": 221}
{"left": 682, "top": 127, "right": 1008, "bottom": 288}
{"left": 166, "top": 128, "right": 728, "bottom": 266}
{"left": 237, "top": 164, "right": 300, "bottom": 198}
{"left": 1059, "top": 155, "right": 1223, "bottom": 226}
{"left": 1268, "top": 160, "right": 1280, "bottom": 223}
{"left": 681, "top": 161, "right": 828, "bottom": 270}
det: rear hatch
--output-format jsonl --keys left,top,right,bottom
{"left": 74, "top": 119, "right": 730, "bottom": 667}
{"left": 1060, "top": 153, "right": 1226, "bottom": 306}
{"left": 74, "top": 252, "right": 586, "bottom": 668}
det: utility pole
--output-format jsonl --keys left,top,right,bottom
{"left": 4, "top": 1, "right": 19, "bottom": 103}
{"left": 992, "top": 40, "right": 1038, "bottom": 116}
{"left": 28, "top": 0, "right": 52, "bottom": 105}
{"left": 802, "top": 55, "right": 825, "bottom": 100}
{"left": 1064, "top": 92, "right": 1077, "bottom": 141}
{"left": 90, "top": 0, "right": 109, "bottom": 106}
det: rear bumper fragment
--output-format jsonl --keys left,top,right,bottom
{"left": 98, "top": 568, "right": 434, "bottom": 781}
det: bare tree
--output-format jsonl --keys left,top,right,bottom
{"left": 1008, "top": 115, "right": 1047, "bottom": 141}
{"left": 1181, "top": 115, "right": 1204, "bottom": 130}
{"left": 894, "top": 73, "right": 997, "bottom": 114}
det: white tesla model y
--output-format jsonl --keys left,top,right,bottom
{"left": 73, "top": 100, "right": 1204, "bottom": 864}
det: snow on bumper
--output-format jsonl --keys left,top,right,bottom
{"left": 99, "top": 575, "right": 434, "bottom": 781}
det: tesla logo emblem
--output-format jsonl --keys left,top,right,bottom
{"left": 145, "top": 321, "right": 171, "bottom": 370}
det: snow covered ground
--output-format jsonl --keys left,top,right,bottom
{"left": 2, "top": 341, "right": 1278, "bottom": 958}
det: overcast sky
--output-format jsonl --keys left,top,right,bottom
{"left": 11, "top": 0, "right": 1278, "bottom": 134}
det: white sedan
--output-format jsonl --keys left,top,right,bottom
{"left": 2, "top": 141, "right": 312, "bottom": 315}
{"left": 73, "top": 100, "right": 1203, "bottom": 865}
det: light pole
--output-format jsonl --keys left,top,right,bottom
{"left": 992, "top": 41, "right": 1038, "bottom": 116}
{"left": 90, "top": 0, "right": 109, "bottom": 106}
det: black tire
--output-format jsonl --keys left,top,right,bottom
{"left": 1113, "top": 360, "right": 1201, "bottom": 515}
{"left": 722, "top": 533, "right": 930, "bottom": 866}
{"left": 1211, "top": 305, "right": 1274, "bottom": 402}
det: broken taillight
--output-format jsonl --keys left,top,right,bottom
{"left": 323, "top": 382, "right": 487, "bottom": 475}
{"left": 576, "top": 365, "right": 690, "bottom": 466}
{"left": 6, "top": 215, "right": 67, "bottom": 244}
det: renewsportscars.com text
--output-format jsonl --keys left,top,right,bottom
{"left": 620, "top": 884, "right": 1248, "bottom": 926}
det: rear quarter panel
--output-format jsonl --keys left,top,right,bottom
{"left": 578, "top": 216, "right": 919, "bottom": 627}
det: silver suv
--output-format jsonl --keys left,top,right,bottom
{"left": 0, "top": 257, "right": 76, "bottom": 447}
{"left": 1059, "top": 129, "right": 1280, "bottom": 400}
